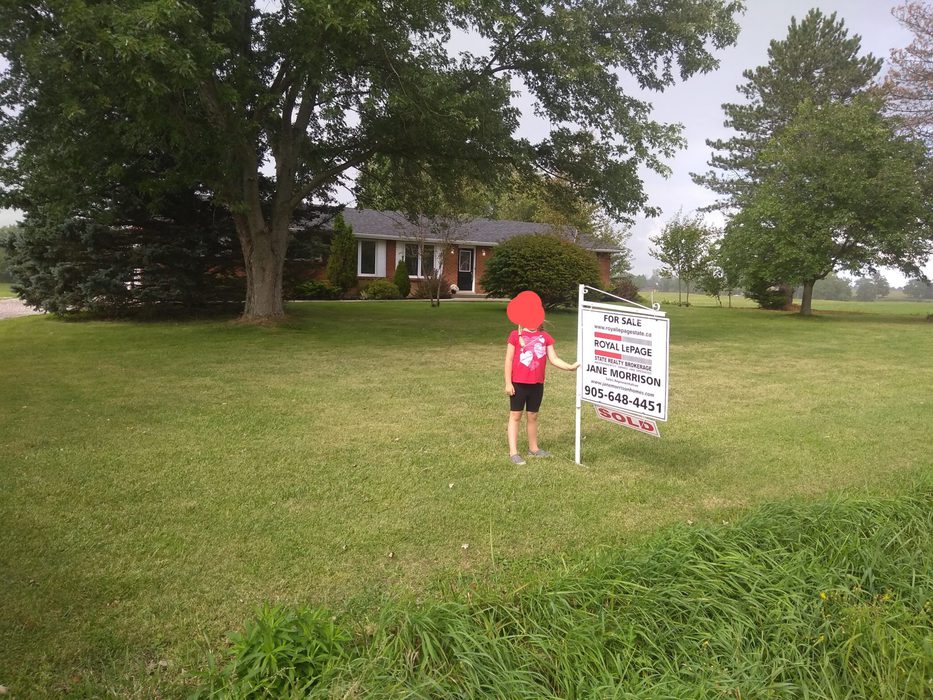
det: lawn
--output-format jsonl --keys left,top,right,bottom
{"left": 0, "top": 282, "right": 14, "bottom": 298}
{"left": 649, "top": 288, "right": 933, "bottom": 316}
{"left": 1, "top": 300, "right": 932, "bottom": 697}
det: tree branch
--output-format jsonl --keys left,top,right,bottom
{"left": 289, "top": 148, "right": 376, "bottom": 209}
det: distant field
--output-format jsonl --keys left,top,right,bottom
{"left": 647, "top": 289, "right": 933, "bottom": 316}
{"left": 0, "top": 283, "right": 14, "bottom": 298}
{"left": 1, "top": 300, "right": 931, "bottom": 696}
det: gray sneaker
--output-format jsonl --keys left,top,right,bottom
{"left": 528, "top": 449, "right": 552, "bottom": 458}
{"left": 509, "top": 454, "right": 526, "bottom": 465}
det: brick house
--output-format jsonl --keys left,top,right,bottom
{"left": 325, "top": 208, "right": 618, "bottom": 295}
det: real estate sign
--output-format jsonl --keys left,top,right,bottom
{"left": 574, "top": 285, "right": 670, "bottom": 463}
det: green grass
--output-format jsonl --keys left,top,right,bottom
{"left": 0, "top": 282, "right": 14, "bottom": 298}
{"left": 201, "top": 491, "right": 933, "bottom": 699}
{"left": 649, "top": 289, "right": 933, "bottom": 316}
{"left": 1, "top": 300, "right": 932, "bottom": 697}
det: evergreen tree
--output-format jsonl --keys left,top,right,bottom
{"left": 326, "top": 215, "right": 357, "bottom": 295}
{"left": 695, "top": 9, "right": 881, "bottom": 206}
{"left": 392, "top": 256, "right": 411, "bottom": 298}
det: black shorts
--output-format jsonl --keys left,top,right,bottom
{"left": 510, "top": 382, "right": 544, "bottom": 412}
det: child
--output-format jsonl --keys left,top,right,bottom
{"left": 504, "top": 320, "right": 580, "bottom": 465}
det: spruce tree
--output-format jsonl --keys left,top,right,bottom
{"left": 326, "top": 215, "right": 358, "bottom": 294}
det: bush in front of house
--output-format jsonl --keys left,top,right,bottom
{"left": 480, "top": 234, "right": 601, "bottom": 308}
{"left": 294, "top": 279, "right": 341, "bottom": 300}
{"left": 360, "top": 279, "right": 401, "bottom": 300}
{"left": 392, "top": 259, "right": 411, "bottom": 298}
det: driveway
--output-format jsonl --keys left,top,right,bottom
{"left": 0, "top": 298, "right": 43, "bottom": 320}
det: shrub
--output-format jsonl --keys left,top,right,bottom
{"left": 326, "top": 214, "right": 357, "bottom": 295}
{"left": 391, "top": 259, "right": 411, "bottom": 298}
{"left": 360, "top": 279, "right": 401, "bottom": 300}
{"left": 480, "top": 234, "right": 601, "bottom": 308}
{"left": 744, "top": 278, "right": 791, "bottom": 310}
{"left": 413, "top": 277, "right": 452, "bottom": 300}
{"left": 607, "top": 275, "right": 646, "bottom": 305}
{"left": 198, "top": 605, "right": 351, "bottom": 698}
{"left": 294, "top": 279, "right": 341, "bottom": 300}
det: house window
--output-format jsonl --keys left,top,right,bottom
{"left": 400, "top": 243, "right": 436, "bottom": 278}
{"left": 359, "top": 240, "right": 376, "bottom": 275}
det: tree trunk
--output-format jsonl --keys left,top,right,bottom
{"left": 800, "top": 279, "right": 815, "bottom": 316}
{"left": 237, "top": 215, "right": 288, "bottom": 321}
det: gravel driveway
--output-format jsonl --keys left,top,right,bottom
{"left": 0, "top": 298, "right": 43, "bottom": 320}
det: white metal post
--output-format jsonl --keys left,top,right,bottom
{"left": 574, "top": 284, "right": 584, "bottom": 465}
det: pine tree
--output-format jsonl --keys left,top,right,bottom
{"left": 694, "top": 9, "right": 881, "bottom": 207}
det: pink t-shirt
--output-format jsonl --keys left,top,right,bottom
{"left": 508, "top": 330, "right": 554, "bottom": 384}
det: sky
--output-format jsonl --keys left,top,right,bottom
{"left": 1, "top": 0, "right": 928, "bottom": 285}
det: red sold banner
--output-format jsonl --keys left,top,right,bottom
{"left": 594, "top": 405, "right": 661, "bottom": 437}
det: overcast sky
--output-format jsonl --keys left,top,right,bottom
{"left": 1, "top": 1, "right": 927, "bottom": 284}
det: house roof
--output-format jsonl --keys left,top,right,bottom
{"left": 324, "top": 208, "right": 621, "bottom": 253}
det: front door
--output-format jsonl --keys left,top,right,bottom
{"left": 457, "top": 248, "right": 475, "bottom": 292}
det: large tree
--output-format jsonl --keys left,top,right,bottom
{"left": 0, "top": 0, "right": 742, "bottom": 321}
{"left": 725, "top": 97, "right": 932, "bottom": 316}
{"left": 886, "top": 1, "right": 933, "bottom": 149}
{"left": 693, "top": 9, "right": 883, "bottom": 308}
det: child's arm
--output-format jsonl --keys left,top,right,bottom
{"left": 547, "top": 345, "right": 580, "bottom": 371}
{"left": 504, "top": 343, "right": 516, "bottom": 395}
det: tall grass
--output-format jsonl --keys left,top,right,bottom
{"left": 201, "top": 490, "right": 933, "bottom": 698}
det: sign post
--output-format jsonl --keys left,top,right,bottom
{"left": 574, "top": 285, "right": 669, "bottom": 464}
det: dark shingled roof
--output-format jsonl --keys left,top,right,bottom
{"left": 329, "top": 208, "right": 620, "bottom": 253}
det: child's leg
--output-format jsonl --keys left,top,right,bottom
{"left": 508, "top": 411, "right": 523, "bottom": 455}
{"left": 526, "top": 411, "right": 539, "bottom": 453}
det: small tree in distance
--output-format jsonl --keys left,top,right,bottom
{"left": 649, "top": 211, "right": 714, "bottom": 305}
{"left": 695, "top": 242, "right": 738, "bottom": 307}
{"left": 480, "top": 235, "right": 601, "bottom": 309}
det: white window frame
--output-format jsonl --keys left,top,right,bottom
{"left": 357, "top": 239, "right": 386, "bottom": 277}
{"left": 396, "top": 242, "right": 440, "bottom": 279}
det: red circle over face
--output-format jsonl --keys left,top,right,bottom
{"left": 507, "top": 291, "right": 545, "bottom": 328}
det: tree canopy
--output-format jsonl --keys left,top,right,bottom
{"left": 0, "top": 0, "right": 743, "bottom": 320}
